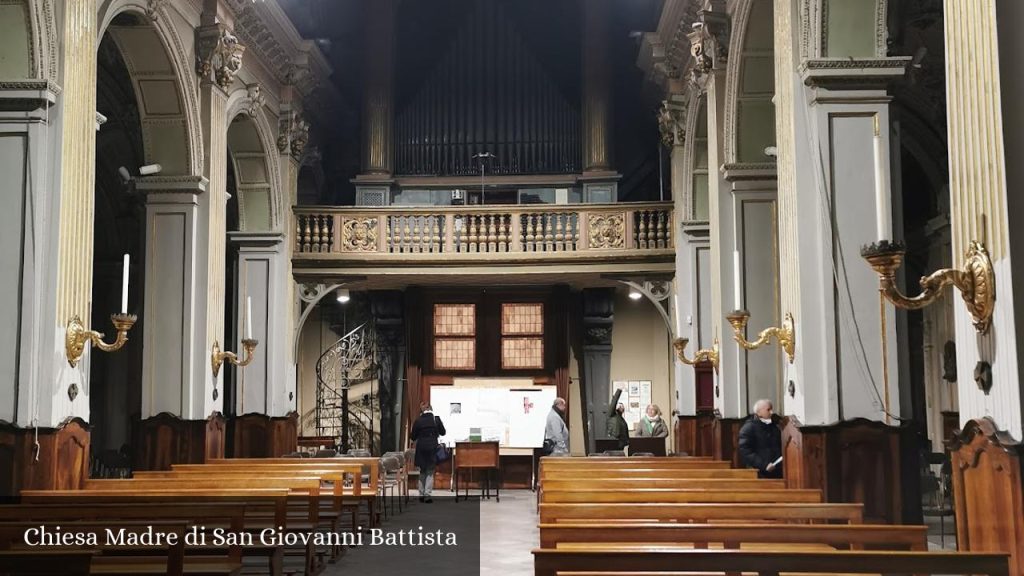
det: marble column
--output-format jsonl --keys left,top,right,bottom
{"left": 137, "top": 176, "right": 207, "bottom": 418}
{"left": 772, "top": 0, "right": 909, "bottom": 425}
{"left": 581, "top": 0, "right": 618, "bottom": 200}
{"left": 354, "top": 0, "right": 396, "bottom": 204}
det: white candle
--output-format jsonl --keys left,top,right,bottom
{"left": 873, "top": 116, "right": 891, "bottom": 241}
{"left": 121, "top": 254, "right": 130, "bottom": 313}
{"left": 246, "top": 297, "right": 253, "bottom": 339}
{"left": 733, "top": 250, "right": 742, "bottom": 311}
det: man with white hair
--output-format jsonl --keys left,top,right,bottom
{"left": 544, "top": 397, "right": 570, "bottom": 456}
{"left": 737, "top": 398, "right": 782, "bottom": 478}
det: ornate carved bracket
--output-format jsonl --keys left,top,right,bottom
{"left": 658, "top": 97, "right": 688, "bottom": 148}
{"left": 687, "top": 0, "right": 730, "bottom": 81}
{"left": 245, "top": 83, "right": 265, "bottom": 117}
{"left": 146, "top": 0, "right": 168, "bottom": 21}
{"left": 196, "top": 24, "right": 246, "bottom": 90}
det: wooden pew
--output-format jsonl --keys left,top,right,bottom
{"left": 538, "top": 522, "right": 928, "bottom": 550}
{"left": 540, "top": 487, "right": 822, "bottom": 504}
{"left": 540, "top": 468, "right": 757, "bottom": 480}
{"left": 541, "top": 458, "right": 732, "bottom": 470}
{"left": 539, "top": 478, "right": 783, "bottom": 491}
{"left": 0, "top": 504, "right": 277, "bottom": 576}
{"left": 531, "top": 548, "right": 1011, "bottom": 576}
{"left": 539, "top": 502, "right": 864, "bottom": 524}
{"left": 0, "top": 549, "right": 95, "bottom": 575}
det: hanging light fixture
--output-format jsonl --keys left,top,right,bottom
{"left": 336, "top": 288, "right": 350, "bottom": 303}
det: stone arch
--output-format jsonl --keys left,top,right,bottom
{"left": 96, "top": 0, "right": 202, "bottom": 176}
{"left": 723, "top": 0, "right": 775, "bottom": 166}
{"left": 683, "top": 92, "right": 709, "bottom": 222}
{"left": 225, "top": 92, "right": 283, "bottom": 232}
{"left": 1, "top": 0, "right": 57, "bottom": 80}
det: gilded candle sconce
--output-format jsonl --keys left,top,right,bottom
{"left": 65, "top": 314, "right": 138, "bottom": 368}
{"left": 211, "top": 338, "right": 259, "bottom": 378}
{"left": 673, "top": 337, "right": 720, "bottom": 373}
{"left": 725, "top": 310, "right": 796, "bottom": 363}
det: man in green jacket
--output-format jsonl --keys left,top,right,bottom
{"left": 605, "top": 389, "right": 630, "bottom": 450}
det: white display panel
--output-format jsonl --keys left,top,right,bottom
{"left": 431, "top": 384, "right": 555, "bottom": 448}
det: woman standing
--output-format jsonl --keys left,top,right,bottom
{"left": 637, "top": 404, "right": 669, "bottom": 438}
{"left": 410, "top": 402, "right": 446, "bottom": 503}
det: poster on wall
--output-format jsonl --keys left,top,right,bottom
{"left": 610, "top": 379, "right": 653, "bottom": 432}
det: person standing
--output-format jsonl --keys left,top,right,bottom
{"left": 410, "top": 402, "right": 446, "bottom": 503}
{"left": 605, "top": 389, "right": 630, "bottom": 450}
{"left": 637, "top": 404, "right": 668, "bottom": 438}
{"left": 545, "top": 397, "right": 570, "bottom": 456}
{"left": 737, "top": 398, "right": 783, "bottom": 479}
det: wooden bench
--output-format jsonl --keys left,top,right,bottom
{"left": 538, "top": 522, "right": 928, "bottom": 550}
{"left": 539, "top": 478, "right": 783, "bottom": 491}
{"left": 539, "top": 502, "right": 864, "bottom": 524}
{"left": 540, "top": 468, "right": 757, "bottom": 480}
{"left": 531, "top": 548, "right": 1011, "bottom": 576}
{"left": 541, "top": 458, "right": 732, "bottom": 470}
{"left": 540, "top": 488, "right": 822, "bottom": 504}
{"left": 0, "top": 549, "right": 95, "bottom": 575}
{"left": 0, "top": 503, "right": 278, "bottom": 576}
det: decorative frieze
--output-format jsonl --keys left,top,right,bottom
{"left": 588, "top": 213, "right": 626, "bottom": 249}
{"left": 341, "top": 218, "right": 379, "bottom": 252}
{"left": 196, "top": 24, "right": 246, "bottom": 90}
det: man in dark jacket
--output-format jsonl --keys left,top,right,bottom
{"left": 737, "top": 398, "right": 782, "bottom": 478}
{"left": 605, "top": 389, "right": 630, "bottom": 450}
{"left": 410, "top": 403, "right": 446, "bottom": 502}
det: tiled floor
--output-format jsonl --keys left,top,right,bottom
{"left": 479, "top": 490, "right": 537, "bottom": 575}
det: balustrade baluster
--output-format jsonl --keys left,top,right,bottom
{"left": 468, "top": 215, "right": 478, "bottom": 253}
{"left": 555, "top": 213, "right": 565, "bottom": 252}
{"left": 313, "top": 216, "right": 324, "bottom": 252}
{"left": 639, "top": 211, "right": 650, "bottom": 249}
{"left": 403, "top": 217, "right": 413, "bottom": 254}
{"left": 320, "top": 216, "right": 330, "bottom": 251}
{"left": 498, "top": 215, "right": 509, "bottom": 252}
{"left": 432, "top": 216, "right": 442, "bottom": 252}
{"left": 657, "top": 210, "right": 667, "bottom": 248}
{"left": 544, "top": 214, "right": 555, "bottom": 252}
{"left": 301, "top": 216, "right": 311, "bottom": 252}
{"left": 487, "top": 215, "right": 497, "bottom": 252}
{"left": 414, "top": 217, "right": 424, "bottom": 253}
{"left": 525, "top": 214, "right": 536, "bottom": 252}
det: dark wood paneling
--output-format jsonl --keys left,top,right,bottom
{"left": 695, "top": 409, "right": 716, "bottom": 457}
{"left": 675, "top": 415, "right": 697, "bottom": 456}
{"left": 713, "top": 414, "right": 744, "bottom": 468}
{"left": 781, "top": 417, "right": 919, "bottom": 524}
{"left": 695, "top": 364, "right": 714, "bottom": 410}
{"left": 941, "top": 411, "right": 960, "bottom": 451}
{"left": 0, "top": 418, "right": 90, "bottom": 496}
{"left": 232, "top": 412, "right": 298, "bottom": 458}
{"left": 950, "top": 417, "right": 1024, "bottom": 576}
{"left": 134, "top": 412, "right": 226, "bottom": 471}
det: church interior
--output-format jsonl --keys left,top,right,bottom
{"left": 1, "top": 0, "right": 1023, "bottom": 574}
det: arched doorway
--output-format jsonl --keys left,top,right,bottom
{"left": 90, "top": 7, "right": 197, "bottom": 474}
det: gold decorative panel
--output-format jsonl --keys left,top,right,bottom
{"left": 502, "top": 303, "right": 543, "bottom": 335}
{"left": 341, "top": 217, "right": 378, "bottom": 252}
{"left": 433, "top": 304, "right": 475, "bottom": 335}
{"left": 588, "top": 213, "right": 625, "bottom": 249}
{"left": 501, "top": 337, "right": 543, "bottom": 369}
{"left": 434, "top": 338, "right": 475, "bottom": 370}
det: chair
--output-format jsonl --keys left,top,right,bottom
{"left": 379, "top": 455, "right": 403, "bottom": 517}
{"left": 404, "top": 448, "right": 419, "bottom": 499}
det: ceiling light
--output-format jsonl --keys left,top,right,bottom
{"left": 629, "top": 289, "right": 643, "bottom": 301}
{"left": 336, "top": 288, "right": 350, "bottom": 303}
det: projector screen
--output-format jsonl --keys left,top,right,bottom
{"left": 430, "top": 383, "right": 555, "bottom": 448}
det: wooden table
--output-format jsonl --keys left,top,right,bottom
{"left": 454, "top": 441, "right": 500, "bottom": 502}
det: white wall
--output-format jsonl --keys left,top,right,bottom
{"left": 609, "top": 288, "right": 673, "bottom": 438}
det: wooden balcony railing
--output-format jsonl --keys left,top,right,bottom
{"left": 293, "top": 202, "right": 674, "bottom": 260}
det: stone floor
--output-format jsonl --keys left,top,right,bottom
{"left": 322, "top": 489, "right": 536, "bottom": 576}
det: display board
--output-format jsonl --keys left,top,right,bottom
{"left": 431, "top": 382, "right": 555, "bottom": 448}
{"left": 612, "top": 380, "right": 652, "bottom": 430}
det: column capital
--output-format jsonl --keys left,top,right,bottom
{"left": 227, "top": 231, "right": 286, "bottom": 249}
{"left": 798, "top": 57, "right": 912, "bottom": 90}
{"left": 136, "top": 175, "right": 209, "bottom": 195}
{"left": 658, "top": 97, "right": 689, "bottom": 149}
{"left": 195, "top": 24, "right": 246, "bottom": 91}
{"left": 687, "top": 0, "right": 730, "bottom": 82}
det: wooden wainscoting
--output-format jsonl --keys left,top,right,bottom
{"left": 676, "top": 415, "right": 697, "bottom": 456}
{"left": 713, "top": 414, "right": 745, "bottom": 468}
{"left": 232, "top": 412, "right": 299, "bottom": 458}
{"left": 0, "top": 418, "right": 90, "bottom": 496}
{"left": 695, "top": 409, "right": 717, "bottom": 457}
{"left": 950, "top": 417, "right": 1024, "bottom": 576}
{"left": 134, "top": 412, "right": 225, "bottom": 471}
{"left": 780, "top": 416, "right": 920, "bottom": 524}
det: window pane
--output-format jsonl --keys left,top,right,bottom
{"left": 501, "top": 337, "right": 544, "bottom": 369}
{"left": 502, "top": 303, "right": 544, "bottom": 335}
{"left": 435, "top": 338, "right": 476, "bottom": 370}
{"left": 434, "top": 304, "right": 475, "bottom": 335}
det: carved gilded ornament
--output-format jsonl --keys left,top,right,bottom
{"left": 658, "top": 99, "right": 687, "bottom": 148}
{"left": 588, "top": 214, "right": 625, "bottom": 249}
{"left": 342, "top": 218, "right": 378, "bottom": 252}
{"left": 196, "top": 25, "right": 246, "bottom": 90}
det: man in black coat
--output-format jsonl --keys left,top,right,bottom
{"left": 737, "top": 398, "right": 782, "bottom": 479}
{"left": 410, "top": 402, "right": 446, "bottom": 503}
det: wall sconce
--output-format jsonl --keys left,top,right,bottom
{"left": 65, "top": 314, "right": 137, "bottom": 368}
{"left": 673, "top": 337, "right": 719, "bottom": 372}
{"left": 211, "top": 338, "right": 259, "bottom": 378}
{"left": 725, "top": 310, "right": 796, "bottom": 363}
{"left": 861, "top": 240, "right": 995, "bottom": 334}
